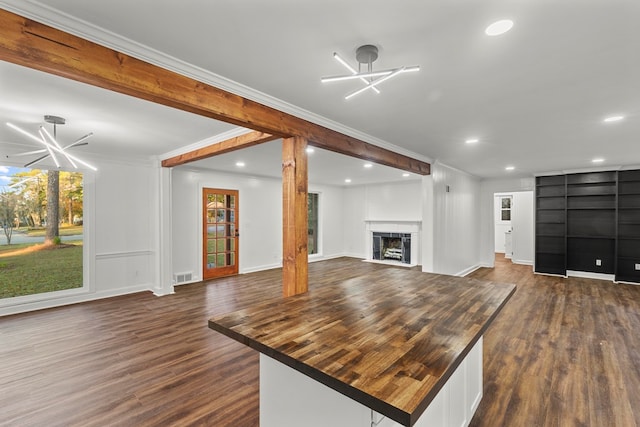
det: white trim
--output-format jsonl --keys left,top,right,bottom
{"left": 95, "top": 250, "right": 153, "bottom": 260}
{"left": 433, "top": 160, "right": 480, "bottom": 179}
{"left": 84, "top": 170, "right": 96, "bottom": 295}
{"left": 342, "top": 253, "right": 366, "bottom": 260}
{"left": 533, "top": 271, "right": 568, "bottom": 278}
{"left": 567, "top": 270, "right": 615, "bottom": 281}
{"left": 615, "top": 280, "right": 640, "bottom": 286}
{"left": 157, "top": 165, "right": 174, "bottom": 296}
{"left": 0, "top": 285, "right": 152, "bottom": 317}
{"left": 241, "top": 262, "right": 282, "bottom": 274}
{"left": 309, "top": 253, "right": 346, "bottom": 263}
{"left": 239, "top": 254, "right": 351, "bottom": 274}
{"left": 457, "top": 264, "right": 483, "bottom": 277}
{"left": 365, "top": 221, "right": 421, "bottom": 267}
{"left": 172, "top": 279, "right": 199, "bottom": 287}
{"left": 363, "top": 259, "right": 418, "bottom": 268}
{"left": 0, "top": 0, "right": 432, "bottom": 165}
{"left": 511, "top": 259, "right": 533, "bottom": 266}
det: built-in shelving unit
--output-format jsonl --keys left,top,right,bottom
{"left": 617, "top": 170, "right": 640, "bottom": 283}
{"left": 566, "top": 171, "right": 616, "bottom": 274}
{"left": 535, "top": 175, "right": 566, "bottom": 275}
{"left": 535, "top": 169, "right": 640, "bottom": 283}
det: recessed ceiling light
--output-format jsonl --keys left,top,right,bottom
{"left": 344, "top": 178, "right": 352, "bottom": 183}
{"left": 485, "top": 19, "right": 514, "bottom": 36}
{"left": 465, "top": 138, "right": 479, "bottom": 144}
{"left": 235, "top": 161, "right": 245, "bottom": 167}
{"left": 505, "top": 166, "right": 515, "bottom": 171}
{"left": 306, "top": 147, "right": 315, "bottom": 154}
{"left": 603, "top": 115, "right": 624, "bottom": 123}
{"left": 592, "top": 158, "right": 605, "bottom": 163}
{"left": 363, "top": 163, "right": 373, "bottom": 168}
{"left": 402, "top": 173, "right": 410, "bottom": 178}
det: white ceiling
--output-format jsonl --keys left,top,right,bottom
{"left": 0, "top": 0, "right": 639, "bottom": 183}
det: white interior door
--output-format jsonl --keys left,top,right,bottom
{"left": 494, "top": 194, "right": 513, "bottom": 253}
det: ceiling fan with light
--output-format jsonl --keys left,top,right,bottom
{"left": 6, "top": 115, "right": 97, "bottom": 171}
{"left": 321, "top": 45, "right": 420, "bottom": 100}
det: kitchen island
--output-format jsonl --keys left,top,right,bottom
{"left": 209, "top": 268, "right": 515, "bottom": 427}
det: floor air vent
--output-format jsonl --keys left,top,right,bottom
{"left": 174, "top": 272, "right": 193, "bottom": 284}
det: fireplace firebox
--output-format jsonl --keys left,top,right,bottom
{"left": 372, "top": 232, "right": 411, "bottom": 264}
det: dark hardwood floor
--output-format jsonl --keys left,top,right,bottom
{"left": 469, "top": 255, "right": 640, "bottom": 427}
{"left": 1, "top": 256, "right": 639, "bottom": 426}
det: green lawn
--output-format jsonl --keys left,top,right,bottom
{"left": 22, "top": 225, "right": 84, "bottom": 237}
{"left": 0, "top": 241, "right": 83, "bottom": 299}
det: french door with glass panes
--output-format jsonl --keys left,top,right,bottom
{"left": 203, "top": 188, "right": 239, "bottom": 279}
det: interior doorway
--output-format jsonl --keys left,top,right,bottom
{"left": 203, "top": 188, "right": 239, "bottom": 280}
{"left": 494, "top": 191, "right": 534, "bottom": 265}
{"left": 494, "top": 194, "right": 513, "bottom": 258}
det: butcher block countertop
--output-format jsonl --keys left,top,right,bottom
{"left": 208, "top": 268, "right": 516, "bottom": 426}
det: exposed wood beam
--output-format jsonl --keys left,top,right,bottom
{"left": 161, "top": 131, "right": 278, "bottom": 167}
{"left": 307, "top": 130, "right": 430, "bottom": 175}
{"left": 282, "top": 136, "right": 308, "bottom": 297}
{"left": 0, "top": 9, "right": 430, "bottom": 175}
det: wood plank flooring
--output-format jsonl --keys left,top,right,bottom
{"left": 1, "top": 256, "right": 640, "bottom": 426}
{"left": 469, "top": 255, "right": 640, "bottom": 427}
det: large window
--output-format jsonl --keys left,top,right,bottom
{"left": 308, "top": 192, "right": 319, "bottom": 255}
{"left": 0, "top": 166, "right": 84, "bottom": 299}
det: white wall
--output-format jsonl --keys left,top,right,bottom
{"left": 479, "top": 178, "right": 535, "bottom": 267}
{"left": 363, "top": 181, "right": 422, "bottom": 220}
{"left": 171, "top": 168, "right": 347, "bottom": 280}
{"left": 341, "top": 180, "right": 423, "bottom": 260}
{"left": 1, "top": 158, "right": 159, "bottom": 316}
{"left": 342, "top": 186, "right": 367, "bottom": 258}
{"left": 425, "top": 163, "right": 482, "bottom": 276}
{"left": 93, "top": 160, "right": 157, "bottom": 292}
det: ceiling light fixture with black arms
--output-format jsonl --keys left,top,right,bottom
{"left": 321, "top": 45, "right": 420, "bottom": 100}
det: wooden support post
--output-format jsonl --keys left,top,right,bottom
{"left": 282, "top": 137, "right": 308, "bottom": 297}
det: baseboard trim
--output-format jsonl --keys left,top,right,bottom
{"left": 512, "top": 259, "right": 533, "bottom": 266}
{"left": 0, "top": 284, "right": 152, "bottom": 317}
{"left": 567, "top": 270, "right": 615, "bottom": 281}
{"left": 457, "top": 264, "right": 483, "bottom": 277}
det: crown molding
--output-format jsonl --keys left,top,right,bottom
{"left": 0, "top": 1, "right": 432, "bottom": 165}
{"left": 432, "top": 160, "right": 480, "bottom": 180}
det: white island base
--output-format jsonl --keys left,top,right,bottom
{"left": 260, "top": 337, "right": 484, "bottom": 427}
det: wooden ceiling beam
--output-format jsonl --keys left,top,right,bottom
{"left": 0, "top": 9, "right": 430, "bottom": 175}
{"left": 161, "top": 131, "right": 279, "bottom": 167}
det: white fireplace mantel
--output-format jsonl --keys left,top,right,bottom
{"left": 365, "top": 220, "right": 421, "bottom": 267}
{"left": 365, "top": 220, "right": 421, "bottom": 233}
